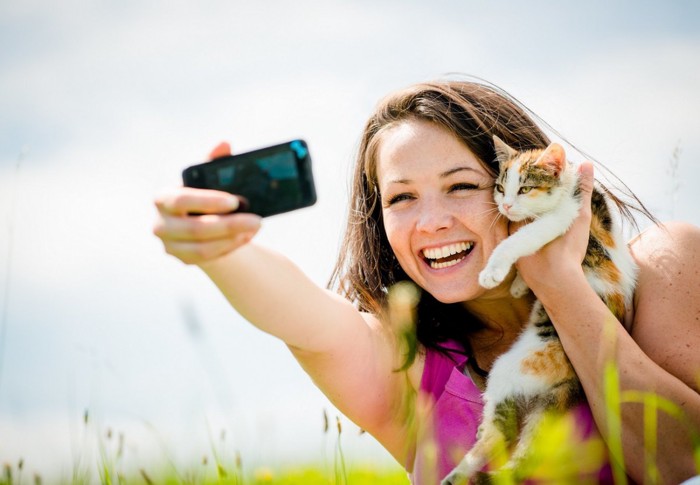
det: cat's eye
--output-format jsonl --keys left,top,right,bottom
{"left": 519, "top": 186, "right": 533, "bottom": 194}
{"left": 495, "top": 184, "right": 504, "bottom": 194}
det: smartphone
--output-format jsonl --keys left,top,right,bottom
{"left": 182, "top": 139, "right": 317, "bottom": 217}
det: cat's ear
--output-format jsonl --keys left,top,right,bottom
{"left": 493, "top": 135, "right": 517, "bottom": 168}
{"left": 535, "top": 143, "right": 566, "bottom": 177}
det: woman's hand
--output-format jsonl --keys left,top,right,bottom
{"left": 153, "top": 142, "right": 262, "bottom": 265}
{"left": 513, "top": 161, "right": 595, "bottom": 293}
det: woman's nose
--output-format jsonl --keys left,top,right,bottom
{"left": 415, "top": 199, "right": 454, "bottom": 233}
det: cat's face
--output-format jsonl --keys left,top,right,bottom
{"left": 492, "top": 137, "right": 566, "bottom": 222}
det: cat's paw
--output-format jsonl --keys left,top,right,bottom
{"left": 440, "top": 469, "right": 469, "bottom": 485}
{"left": 478, "top": 261, "right": 512, "bottom": 289}
{"left": 441, "top": 454, "right": 482, "bottom": 485}
{"left": 509, "top": 273, "right": 530, "bottom": 298}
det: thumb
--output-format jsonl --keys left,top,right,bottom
{"left": 209, "top": 141, "right": 232, "bottom": 160}
{"left": 578, "top": 160, "right": 595, "bottom": 202}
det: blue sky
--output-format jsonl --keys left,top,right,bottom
{"left": 1, "top": 0, "right": 699, "bottom": 478}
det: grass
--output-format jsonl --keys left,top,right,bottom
{"left": 0, "top": 407, "right": 409, "bottom": 485}
{"left": 0, "top": 461, "right": 409, "bottom": 485}
{"left": 4, "top": 340, "right": 696, "bottom": 485}
{"left": 1, "top": 301, "right": 698, "bottom": 485}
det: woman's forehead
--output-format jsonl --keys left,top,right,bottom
{"left": 375, "top": 119, "right": 488, "bottom": 183}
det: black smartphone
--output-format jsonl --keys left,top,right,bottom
{"left": 182, "top": 139, "right": 317, "bottom": 217}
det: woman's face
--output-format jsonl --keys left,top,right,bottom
{"left": 376, "top": 118, "right": 510, "bottom": 304}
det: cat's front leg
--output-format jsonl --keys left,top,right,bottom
{"left": 509, "top": 272, "right": 529, "bottom": 298}
{"left": 440, "top": 453, "right": 483, "bottom": 485}
{"left": 441, "top": 418, "right": 504, "bottom": 485}
{"left": 478, "top": 246, "right": 516, "bottom": 289}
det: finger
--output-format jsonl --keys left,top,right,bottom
{"left": 162, "top": 233, "right": 254, "bottom": 265}
{"left": 155, "top": 187, "right": 240, "bottom": 217}
{"left": 154, "top": 212, "right": 262, "bottom": 242}
{"left": 209, "top": 141, "right": 232, "bottom": 160}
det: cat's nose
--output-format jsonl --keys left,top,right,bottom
{"left": 502, "top": 203, "right": 512, "bottom": 212}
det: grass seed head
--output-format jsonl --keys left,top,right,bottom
{"left": 139, "top": 468, "right": 154, "bottom": 485}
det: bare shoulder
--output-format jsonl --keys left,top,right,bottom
{"left": 629, "top": 221, "right": 700, "bottom": 392}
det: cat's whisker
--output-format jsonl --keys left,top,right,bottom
{"left": 488, "top": 211, "right": 504, "bottom": 232}
{"left": 479, "top": 207, "right": 504, "bottom": 232}
{"left": 475, "top": 206, "right": 500, "bottom": 218}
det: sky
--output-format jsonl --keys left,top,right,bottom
{"left": 1, "top": 0, "right": 699, "bottom": 479}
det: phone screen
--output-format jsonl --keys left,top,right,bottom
{"left": 183, "top": 140, "right": 316, "bottom": 217}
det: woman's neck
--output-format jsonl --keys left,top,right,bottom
{"left": 463, "top": 290, "right": 534, "bottom": 333}
{"left": 461, "top": 291, "right": 535, "bottom": 372}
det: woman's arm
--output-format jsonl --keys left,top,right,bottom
{"left": 201, "top": 243, "right": 419, "bottom": 463}
{"left": 153, "top": 143, "right": 418, "bottom": 466}
{"left": 515, "top": 164, "right": 700, "bottom": 484}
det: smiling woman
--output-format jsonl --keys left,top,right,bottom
{"left": 374, "top": 118, "right": 507, "bottom": 306}
{"left": 154, "top": 79, "right": 700, "bottom": 484}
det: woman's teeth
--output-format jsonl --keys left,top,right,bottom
{"left": 422, "top": 242, "right": 473, "bottom": 269}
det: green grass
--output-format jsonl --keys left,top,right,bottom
{"left": 0, "top": 407, "right": 409, "bottom": 485}
{"left": 0, "top": 454, "right": 409, "bottom": 485}
{"left": 27, "top": 464, "right": 407, "bottom": 485}
{"left": 2, "top": 347, "right": 698, "bottom": 485}
{"left": 1, "top": 320, "right": 698, "bottom": 484}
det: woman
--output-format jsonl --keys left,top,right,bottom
{"left": 153, "top": 80, "right": 700, "bottom": 484}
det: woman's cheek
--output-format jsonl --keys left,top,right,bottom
{"left": 383, "top": 214, "right": 415, "bottom": 272}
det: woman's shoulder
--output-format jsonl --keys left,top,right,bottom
{"left": 629, "top": 221, "right": 700, "bottom": 291}
{"left": 628, "top": 221, "right": 700, "bottom": 392}
{"left": 629, "top": 220, "right": 700, "bottom": 252}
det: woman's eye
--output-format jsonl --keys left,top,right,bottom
{"left": 519, "top": 186, "right": 532, "bottom": 194}
{"left": 386, "top": 193, "right": 413, "bottom": 205}
{"left": 450, "top": 183, "right": 479, "bottom": 193}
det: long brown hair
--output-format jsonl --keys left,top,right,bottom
{"left": 327, "top": 79, "right": 651, "bottom": 355}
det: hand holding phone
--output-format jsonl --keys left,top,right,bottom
{"left": 182, "top": 139, "right": 317, "bottom": 217}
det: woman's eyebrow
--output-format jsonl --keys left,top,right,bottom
{"left": 440, "top": 166, "right": 480, "bottom": 178}
{"left": 384, "top": 178, "right": 411, "bottom": 186}
{"left": 384, "top": 166, "right": 481, "bottom": 186}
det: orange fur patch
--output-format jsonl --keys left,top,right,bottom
{"left": 520, "top": 341, "right": 576, "bottom": 384}
{"left": 590, "top": 216, "right": 616, "bottom": 248}
{"left": 599, "top": 258, "right": 622, "bottom": 284}
{"left": 605, "top": 291, "right": 627, "bottom": 323}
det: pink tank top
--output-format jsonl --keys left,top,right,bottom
{"left": 410, "top": 341, "right": 614, "bottom": 484}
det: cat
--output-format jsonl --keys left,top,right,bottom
{"left": 441, "top": 135, "right": 638, "bottom": 484}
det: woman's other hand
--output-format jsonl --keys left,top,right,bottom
{"left": 514, "top": 161, "right": 595, "bottom": 292}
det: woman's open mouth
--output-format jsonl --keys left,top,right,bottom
{"left": 422, "top": 241, "right": 474, "bottom": 269}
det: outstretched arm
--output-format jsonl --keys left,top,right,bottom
{"left": 515, "top": 162, "right": 700, "bottom": 484}
{"left": 153, "top": 142, "right": 419, "bottom": 466}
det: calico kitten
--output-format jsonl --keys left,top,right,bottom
{"left": 441, "top": 136, "right": 638, "bottom": 484}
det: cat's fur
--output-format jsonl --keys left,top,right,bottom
{"left": 441, "top": 136, "right": 638, "bottom": 484}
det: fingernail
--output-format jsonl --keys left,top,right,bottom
{"left": 580, "top": 161, "right": 594, "bottom": 177}
{"left": 225, "top": 195, "right": 239, "bottom": 211}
